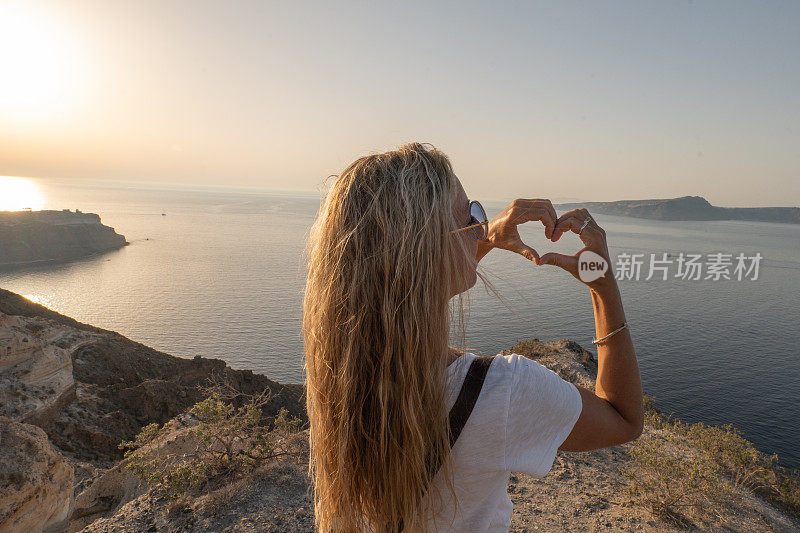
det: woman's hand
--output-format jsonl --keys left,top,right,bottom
{"left": 538, "top": 208, "right": 616, "bottom": 292}
{"left": 484, "top": 198, "right": 558, "bottom": 263}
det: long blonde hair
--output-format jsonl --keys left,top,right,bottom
{"left": 303, "top": 142, "right": 474, "bottom": 531}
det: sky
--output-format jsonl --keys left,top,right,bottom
{"left": 1, "top": 0, "right": 799, "bottom": 206}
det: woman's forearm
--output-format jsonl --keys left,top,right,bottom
{"left": 589, "top": 280, "right": 643, "bottom": 434}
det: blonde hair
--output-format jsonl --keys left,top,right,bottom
{"left": 303, "top": 142, "right": 476, "bottom": 531}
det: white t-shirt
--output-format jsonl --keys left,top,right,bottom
{"left": 422, "top": 351, "right": 583, "bottom": 532}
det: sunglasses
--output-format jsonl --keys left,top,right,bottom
{"left": 450, "top": 200, "right": 489, "bottom": 241}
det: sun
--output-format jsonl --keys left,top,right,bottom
{"left": 0, "top": 177, "right": 45, "bottom": 211}
{"left": 0, "top": 3, "right": 82, "bottom": 123}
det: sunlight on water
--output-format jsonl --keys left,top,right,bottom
{"left": 0, "top": 176, "right": 44, "bottom": 211}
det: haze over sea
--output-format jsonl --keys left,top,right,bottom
{"left": 1, "top": 178, "right": 798, "bottom": 470}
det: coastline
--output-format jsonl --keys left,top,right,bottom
{"left": 0, "top": 245, "right": 130, "bottom": 270}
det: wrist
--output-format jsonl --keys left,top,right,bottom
{"left": 589, "top": 277, "right": 620, "bottom": 300}
{"left": 476, "top": 240, "right": 494, "bottom": 262}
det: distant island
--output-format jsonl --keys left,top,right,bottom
{"left": 0, "top": 209, "right": 128, "bottom": 267}
{"left": 554, "top": 195, "right": 800, "bottom": 224}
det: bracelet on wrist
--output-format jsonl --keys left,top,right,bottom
{"left": 592, "top": 322, "right": 628, "bottom": 344}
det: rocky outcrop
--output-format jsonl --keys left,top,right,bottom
{"left": 0, "top": 287, "right": 306, "bottom": 531}
{"left": 0, "top": 288, "right": 306, "bottom": 465}
{"left": 0, "top": 210, "right": 128, "bottom": 267}
{"left": 0, "top": 417, "right": 74, "bottom": 533}
{"left": 499, "top": 338, "right": 598, "bottom": 389}
{"left": 69, "top": 451, "right": 147, "bottom": 531}
{"left": 80, "top": 458, "right": 314, "bottom": 533}
{"left": 0, "top": 313, "right": 86, "bottom": 424}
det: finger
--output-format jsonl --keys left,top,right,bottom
{"left": 509, "top": 202, "right": 556, "bottom": 238}
{"left": 516, "top": 243, "right": 540, "bottom": 263}
{"left": 500, "top": 232, "right": 541, "bottom": 263}
{"left": 539, "top": 200, "right": 558, "bottom": 240}
{"left": 520, "top": 199, "right": 558, "bottom": 239}
{"left": 552, "top": 210, "right": 605, "bottom": 243}
{"left": 582, "top": 209, "right": 603, "bottom": 233}
{"left": 551, "top": 215, "right": 584, "bottom": 241}
{"left": 538, "top": 252, "right": 578, "bottom": 273}
{"left": 551, "top": 209, "right": 582, "bottom": 240}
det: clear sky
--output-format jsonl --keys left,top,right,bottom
{"left": 1, "top": 0, "right": 798, "bottom": 206}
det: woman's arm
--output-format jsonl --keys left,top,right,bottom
{"left": 478, "top": 200, "right": 643, "bottom": 450}
{"left": 533, "top": 207, "right": 643, "bottom": 451}
{"left": 558, "top": 278, "right": 643, "bottom": 451}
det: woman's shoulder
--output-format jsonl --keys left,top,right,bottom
{"left": 487, "top": 351, "right": 526, "bottom": 376}
{"left": 493, "top": 351, "right": 551, "bottom": 372}
{"left": 447, "top": 351, "right": 554, "bottom": 399}
{"left": 495, "top": 351, "right": 573, "bottom": 384}
{"left": 486, "top": 352, "right": 570, "bottom": 394}
{"left": 448, "top": 351, "right": 527, "bottom": 379}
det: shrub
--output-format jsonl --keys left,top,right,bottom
{"left": 625, "top": 430, "right": 731, "bottom": 525}
{"left": 625, "top": 402, "right": 800, "bottom": 523}
{"left": 119, "top": 383, "right": 305, "bottom": 499}
{"left": 682, "top": 421, "right": 800, "bottom": 517}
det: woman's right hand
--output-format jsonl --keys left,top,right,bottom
{"left": 538, "top": 208, "right": 616, "bottom": 292}
{"left": 484, "top": 198, "right": 558, "bottom": 263}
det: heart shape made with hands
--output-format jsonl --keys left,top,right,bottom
{"left": 491, "top": 206, "right": 610, "bottom": 284}
{"left": 538, "top": 221, "right": 609, "bottom": 283}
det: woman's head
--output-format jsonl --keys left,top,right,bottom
{"left": 303, "top": 142, "right": 472, "bottom": 531}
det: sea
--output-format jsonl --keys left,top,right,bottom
{"left": 1, "top": 177, "right": 798, "bottom": 470}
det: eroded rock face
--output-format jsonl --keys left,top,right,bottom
{"left": 0, "top": 289, "right": 307, "bottom": 530}
{"left": 0, "top": 314, "right": 86, "bottom": 424}
{"left": 0, "top": 417, "right": 74, "bottom": 533}
{"left": 0, "top": 289, "right": 307, "bottom": 464}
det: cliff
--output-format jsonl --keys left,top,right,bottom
{"left": 0, "top": 288, "right": 797, "bottom": 532}
{"left": 0, "top": 210, "right": 128, "bottom": 267}
{"left": 555, "top": 195, "right": 800, "bottom": 224}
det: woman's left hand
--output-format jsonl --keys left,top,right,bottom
{"left": 483, "top": 198, "right": 557, "bottom": 264}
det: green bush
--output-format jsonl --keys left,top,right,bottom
{"left": 119, "top": 385, "right": 305, "bottom": 499}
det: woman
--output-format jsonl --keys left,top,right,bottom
{"left": 303, "top": 142, "right": 643, "bottom": 532}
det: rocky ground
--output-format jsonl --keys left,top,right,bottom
{"left": 1, "top": 288, "right": 798, "bottom": 532}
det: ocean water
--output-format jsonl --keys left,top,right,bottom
{"left": 1, "top": 177, "right": 798, "bottom": 470}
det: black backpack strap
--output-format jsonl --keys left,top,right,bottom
{"left": 395, "top": 354, "right": 496, "bottom": 532}
{"left": 446, "top": 354, "right": 496, "bottom": 447}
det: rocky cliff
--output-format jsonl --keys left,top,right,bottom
{"left": 0, "top": 211, "right": 128, "bottom": 267}
{"left": 0, "top": 288, "right": 797, "bottom": 532}
{"left": 0, "top": 418, "right": 74, "bottom": 533}
{"left": 0, "top": 288, "right": 305, "bottom": 532}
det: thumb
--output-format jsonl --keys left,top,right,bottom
{"left": 515, "top": 244, "right": 540, "bottom": 263}
{"left": 539, "top": 252, "right": 578, "bottom": 272}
